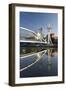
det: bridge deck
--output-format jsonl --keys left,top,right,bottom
{"left": 20, "top": 40, "right": 47, "bottom": 44}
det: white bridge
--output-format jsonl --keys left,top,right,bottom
{"left": 20, "top": 40, "right": 47, "bottom": 44}
{"left": 20, "top": 26, "right": 48, "bottom": 43}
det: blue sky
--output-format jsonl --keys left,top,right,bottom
{"left": 20, "top": 12, "right": 58, "bottom": 35}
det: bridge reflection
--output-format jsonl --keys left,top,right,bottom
{"left": 20, "top": 50, "right": 47, "bottom": 72}
{"left": 20, "top": 48, "right": 57, "bottom": 72}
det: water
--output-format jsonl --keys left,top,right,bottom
{"left": 20, "top": 47, "right": 58, "bottom": 78}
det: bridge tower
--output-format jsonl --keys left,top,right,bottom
{"left": 38, "top": 27, "right": 43, "bottom": 41}
{"left": 47, "top": 24, "right": 52, "bottom": 44}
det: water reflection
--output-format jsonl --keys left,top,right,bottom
{"left": 20, "top": 50, "right": 47, "bottom": 72}
{"left": 20, "top": 47, "right": 58, "bottom": 77}
{"left": 47, "top": 48, "right": 58, "bottom": 70}
{"left": 20, "top": 46, "right": 46, "bottom": 57}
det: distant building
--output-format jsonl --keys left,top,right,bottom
{"left": 50, "top": 33, "right": 58, "bottom": 45}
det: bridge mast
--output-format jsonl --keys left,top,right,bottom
{"left": 47, "top": 24, "right": 52, "bottom": 44}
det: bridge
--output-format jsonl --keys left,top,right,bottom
{"left": 20, "top": 26, "right": 55, "bottom": 73}
{"left": 20, "top": 26, "right": 48, "bottom": 43}
{"left": 20, "top": 40, "right": 47, "bottom": 44}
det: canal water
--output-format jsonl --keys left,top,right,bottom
{"left": 20, "top": 47, "right": 58, "bottom": 78}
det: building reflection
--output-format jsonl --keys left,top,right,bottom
{"left": 47, "top": 48, "right": 58, "bottom": 70}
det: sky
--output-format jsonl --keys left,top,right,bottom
{"left": 20, "top": 12, "right": 58, "bottom": 35}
